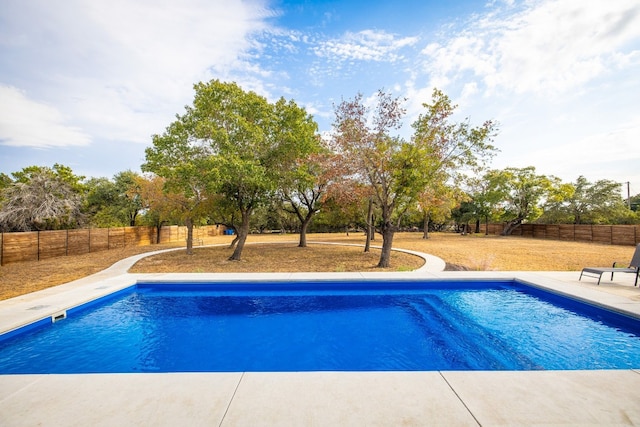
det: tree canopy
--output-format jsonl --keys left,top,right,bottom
{"left": 332, "top": 88, "right": 497, "bottom": 267}
{"left": 144, "top": 79, "right": 321, "bottom": 258}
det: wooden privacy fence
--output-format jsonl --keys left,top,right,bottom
{"left": 479, "top": 223, "right": 640, "bottom": 246}
{"left": 0, "top": 224, "right": 226, "bottom": 266}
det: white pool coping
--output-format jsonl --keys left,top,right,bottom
{"left": 1, "top": 245, "right": 640, "bottom": 426}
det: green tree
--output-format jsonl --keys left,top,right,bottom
{"left": 279, "top": 151, "right": 340, "bottom": 247}
{"left": 540, "top": 176, "right": 632, "bottom": 224}
{"left": 483, "top": 166, "right": 554, "bottom": 235}
{"left": 144, "top": 115, "right": 217, "bottom": 254}
{"left": 116, "top": 170, "right": 144, "bottom": 226}
{"left": 84, "top": 171, "right": 144, "bottom": 227}
{"left": 145, "top": 80, "right": 319, "bottom": 259}
{"left": 332, "top": 91, "right": 411, "bottom": 267}
{"left": 134, "top": 174, "right": 185, "bottom": 243}
{"left": 85, "top": 177, "right": 120, "bottom": 227}
{"left": 11, "top": 164, "right": 86, "bottom": 193}
{"left": 465, "top": 175, "right": 506, "bottom": 234}
{"left": 630, "top": 193, "right": 640, "bottom": 212}
{"left": 0, "top": 173, "right": 12, "bottom": 205}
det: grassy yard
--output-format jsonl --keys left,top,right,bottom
{"left": 0, "top": 232, "right": 636, "bottom": 300}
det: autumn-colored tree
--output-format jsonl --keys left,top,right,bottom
{"left": 133, "top": 174, "right": 188, "bottom": 243}
{"left": 417, "top": 182, "right": 466, "bottom": 238}
{"left": 332, "top": 89, "right": 496, "bottom": 267}
{"left": 332, "top": 90, "right": 430, "bottom": 267}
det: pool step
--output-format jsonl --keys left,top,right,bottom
{"left": 409, "top": 295, "right": 540, "bottom": 370}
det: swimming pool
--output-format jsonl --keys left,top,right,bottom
{"left": 1, "top": 279, "right": 639, "bottom": 373}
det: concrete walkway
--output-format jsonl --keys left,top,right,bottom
{"left": 1, "top": 245, "right": 640, "bottom": 426}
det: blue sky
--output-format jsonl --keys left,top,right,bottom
{"left": 1, "top": 0, "right": 639, "bottom": 197}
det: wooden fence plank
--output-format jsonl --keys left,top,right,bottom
{"left": 38, "top": 230, "right": 68, "bottom": 260}
{"left": 612, "top": 225, "right": 636, "bottom": 246}
{"left": 2, "top": 232, "right": 38, "bottom": 264}
{"left": 68, "top": 229, "right": 91, "bottom": 255}
{"left": 592, "top": 226, "right": 612, "bottom": 244}
{"left": 574, "top": 225, "right": 593, "bottom": 242}
{"left": 479, "top": 223, "right": 639, "bottom": 246}
{"left": 0, "top": 224, "right": 227, "bottom": 265}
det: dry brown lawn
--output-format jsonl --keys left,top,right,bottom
{"left": 1, "top": 232, "right": 636, "bottom": 301}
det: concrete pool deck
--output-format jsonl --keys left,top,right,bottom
{"left": 1, "top": 246, "right": 640, "bottom": 426}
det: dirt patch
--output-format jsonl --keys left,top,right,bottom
{"left": 129, "top": 243, "right": 424, "bottom": 274}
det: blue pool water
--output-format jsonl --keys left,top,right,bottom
{"left": 1, "top": 280, "right": 639, "bottom": 373}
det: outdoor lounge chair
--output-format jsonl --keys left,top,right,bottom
{"left": 579, "top": 244, "right": 640, "bottom": 286}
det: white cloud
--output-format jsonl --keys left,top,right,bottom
{"left": 314, "top": 30, "right": 419, "bottom": 62}
{"left": 0, "top": 85, "right": 90, "bottom": 148}
{"left": 498, "top": 117, "right": 640, "bottom": 185}
{"left": 0, "top": 0, "right": 274, "bottom": 148}
{"left": 419, "top": 0, "right": 640, "bottom": 97}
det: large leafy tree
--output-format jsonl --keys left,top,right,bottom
{"left": 84, "top": 177, "right": 120, "bottom": 227}
{"left": 630, "top": 193, "right": 640, "bottom": 212}
{"left": 540, "top": 175, "right": 632, "bottom": 224}
{"left": 483, "top": 166, "right": 556, "bottom": 235}
{"left": 144, "top": 80, "right": 320, "bottom": 260}
{"left": 85, "top": 170, "right": 144, "bottom": 227}
{"left": 464, "top": 175, "right": 506, "bottom": 234}
{"left": 144, "top": 112, "right": 217, "bottom": 254}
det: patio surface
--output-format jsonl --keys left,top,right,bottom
{"left": 1, "top": 245, "right": 639, "bottom": 426}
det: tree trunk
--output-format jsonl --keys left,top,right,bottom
{"left": 377, "top": 223, "right": 394, "bottom": 268}
{"left": 155, "top": 223, "right": 162, "bottom": 244}
{"left": 364, "top": 198, "right": 373, "bottom": 252}
{"left": 298, "top": 217, "right": 311, "bottom": 247}
{"left": 474, "top": 219, "right": 480, "bottom": 234}
{"left": 229, "top": 234, "right": 239, "bottom": 248}
{"left": 129, "top": 211, "right": 138, "bottom": 227}
{"left": 501, "top": 219, "right": 522, "bottom": 236}
{"left": 185, "top": 217, "right": 194, "bottom": 255}
{"left": 422, "top": 213, "right": 430, "bottom": 239}
{"left": 229, "top": 211, "right": 250, "bottom": 260}
{"left": 370, "top": 215, "right": 375, "bottom": 241}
